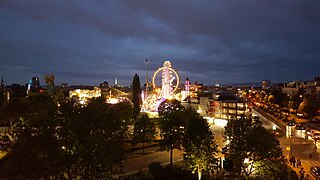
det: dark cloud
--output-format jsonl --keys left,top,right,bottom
{"left": 0, "top": 0, "right": 319, "bottom": 86}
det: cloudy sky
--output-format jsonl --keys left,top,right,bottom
{"left": 0, "top": 0, "right": 319, "bottom": 86}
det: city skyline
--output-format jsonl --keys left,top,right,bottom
{"left": 0, "top": 1, "right": 319, "bottom": 86}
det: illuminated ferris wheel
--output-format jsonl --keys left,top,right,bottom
{"left": 152, "top": 61, "right": 179, "bottom": 99}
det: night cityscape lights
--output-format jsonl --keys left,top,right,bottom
{"left": 143, "top": 61, "right": 181, "bottom": 112}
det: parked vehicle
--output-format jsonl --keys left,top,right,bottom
{"left": 310, "top": 130, "right": 320, "bottom": 140}
{"left": 310, "top": 166, "right": 320, "bottom": 179}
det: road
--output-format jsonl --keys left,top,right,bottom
{"left": 119, "top": 146, "right": 184, "bottom": 175}
{"left": 252, "top": 109, "right": 281, "bottom": 131}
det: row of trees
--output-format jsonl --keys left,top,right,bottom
{"left": 0, "top": 94, "right": 132, "bottom": 179}
{"left": 256, "top": 86, "right": 319, "bottom": 119}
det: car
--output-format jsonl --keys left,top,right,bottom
{"left": 310, "top": 130, "right": 320, "bottom": 140}
{"left": 295, "top": 123, "right": 306, "bottom": 130}
{"left": 310, "top": 166, "right": 320, "bottom": 179}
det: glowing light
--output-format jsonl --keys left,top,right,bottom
{"left": 143, "top": 61, "right": 180, "bottom": 111}
{"left": 152, "top": 61, "right": 180, "bottom": 99}
{"left": 203, "top": 116, "right": 214, "bottom": 124}
{"left": 69, "top": 87, "right": 101, "bottom": 105}
{"left": 272, "top": 125, "right": 277, "bottom": 131}
{"left": 225, "top": 139, "right": 230, "bottom": 145}
{"left": 214, "top": 119, "right": 228, "bottom": 127}
{"left": 107, "top": 98, "right": 119, "bottom": 104}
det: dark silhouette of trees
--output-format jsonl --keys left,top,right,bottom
{"left": 132, "top": 114, "right": 156, "bottom": 154}
{"left": 0, "top": 93, "right": 61, "bottom": 178}
{"left": 299, "top": 93, "right": 320, "bottom": 119}
{"left": 268, "top": 86, "right": 288, "bottom": 107}
{"left": 290, "top": 87, "right": 305, "bottom": 111}
{"left": 223, "top": 115, "right": 287, "bottom": 178}
{"left": 132, "top": 74, "right": 142, "bottom": 119}
{"left": 0, "top": 94, "right": 131, "bottom": 179}
{"left": 158, "top": 99, "right": 185, "bottom": 166}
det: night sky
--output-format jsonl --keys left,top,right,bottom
{"left": 0, "top": 1, "right": 319, "bottom": 86}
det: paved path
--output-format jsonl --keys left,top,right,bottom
{"left": 117, "top": 146, "right": 183, "bottom": 176}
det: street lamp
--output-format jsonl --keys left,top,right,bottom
{"left": 287, "top": 120, "right": 295, "bottom": 157}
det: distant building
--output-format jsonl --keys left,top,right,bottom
{"left": 44, "top": 75, "right": 55, "bottom": 96}
{"left": 283, "top": 79, "right": 320, "bottom": 96}
{"left": 27, "top": 76, "right": 40, "bottom": 93}
{"left": 198, "top": 97, "right": 209, "bottom": 117}
{"left": 99, "top": 81, "right": 109, "bottom": 90}
{"left": 61, "top": 83, "right": 68, "bottom": 87}
{"left": 214, "top": 93, "right": 247, "bottom": 120}
{"left": 185, "top": 77, "right": 190, "bottom": 95}
{"left": 0, "top": 77, "right": 7, "bottom": 106}
{"left": 1, "top": 77, "right": 4, "bottom": 91}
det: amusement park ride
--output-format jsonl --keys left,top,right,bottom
{"left": 142, "top": 60, "right": 192, "bottom": 112}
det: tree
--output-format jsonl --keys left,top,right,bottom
{"left": 0, "top": 93, "right": 62, "bottom": 179}
{"left": 158, "top": 99, "right": 185, "bottom": 166}
{"left": 290, "top": 87, "right": 305, "bottom": 111}
{"left": 223, "top": 115, "right": 252, "bottom": 174}
{"left": 243, "top": 126, "right": 287, "bottom": 178}
{"left": 299, "top": 94, "right": 320, "bottom": 119}
{"left": 58, "top": 97, "right": 129, "bottom": 178}
{"left": 223, "top": 115, "right": 287, "bottom": 178}
{"left": 268, "top": 86, "right": 288, "bottom": 107}
{"left": 183, "top": 109, "right": 218, "bottom": 180}
{"left": 132, "top": 114, "right": 156, "bottom": 154}
{"left": 52, "top": 87, "right": 65, "bottom": 103}
{"left": 132, "top": 74, "right": 142, "bottom": 119}
{"left": 0, "top": 97, "right": 30, "bottom": 128}
{"left": 0, "top": 95, "right": 130, "bottom": 179}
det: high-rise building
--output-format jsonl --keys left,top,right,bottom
{"left": 185, "top": 77, "right": 190, "bottom": 95}
{"left": 99, "top": 81, "right": 109, "bottom": 89}
{"left": 27, "top": 76, "right": 40, "bottom": 93}
{"left": 44, "top": 75, "right": 55, "bottom": 96}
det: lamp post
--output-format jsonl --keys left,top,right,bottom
{"left": 287, "top": 120, "right": 295, "bottom": 157}
{"left": 287, "top": 94, "right": 291, "bottom": 115}
{"left": 144, "top": 59, "right": 149, "bottom": 101}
